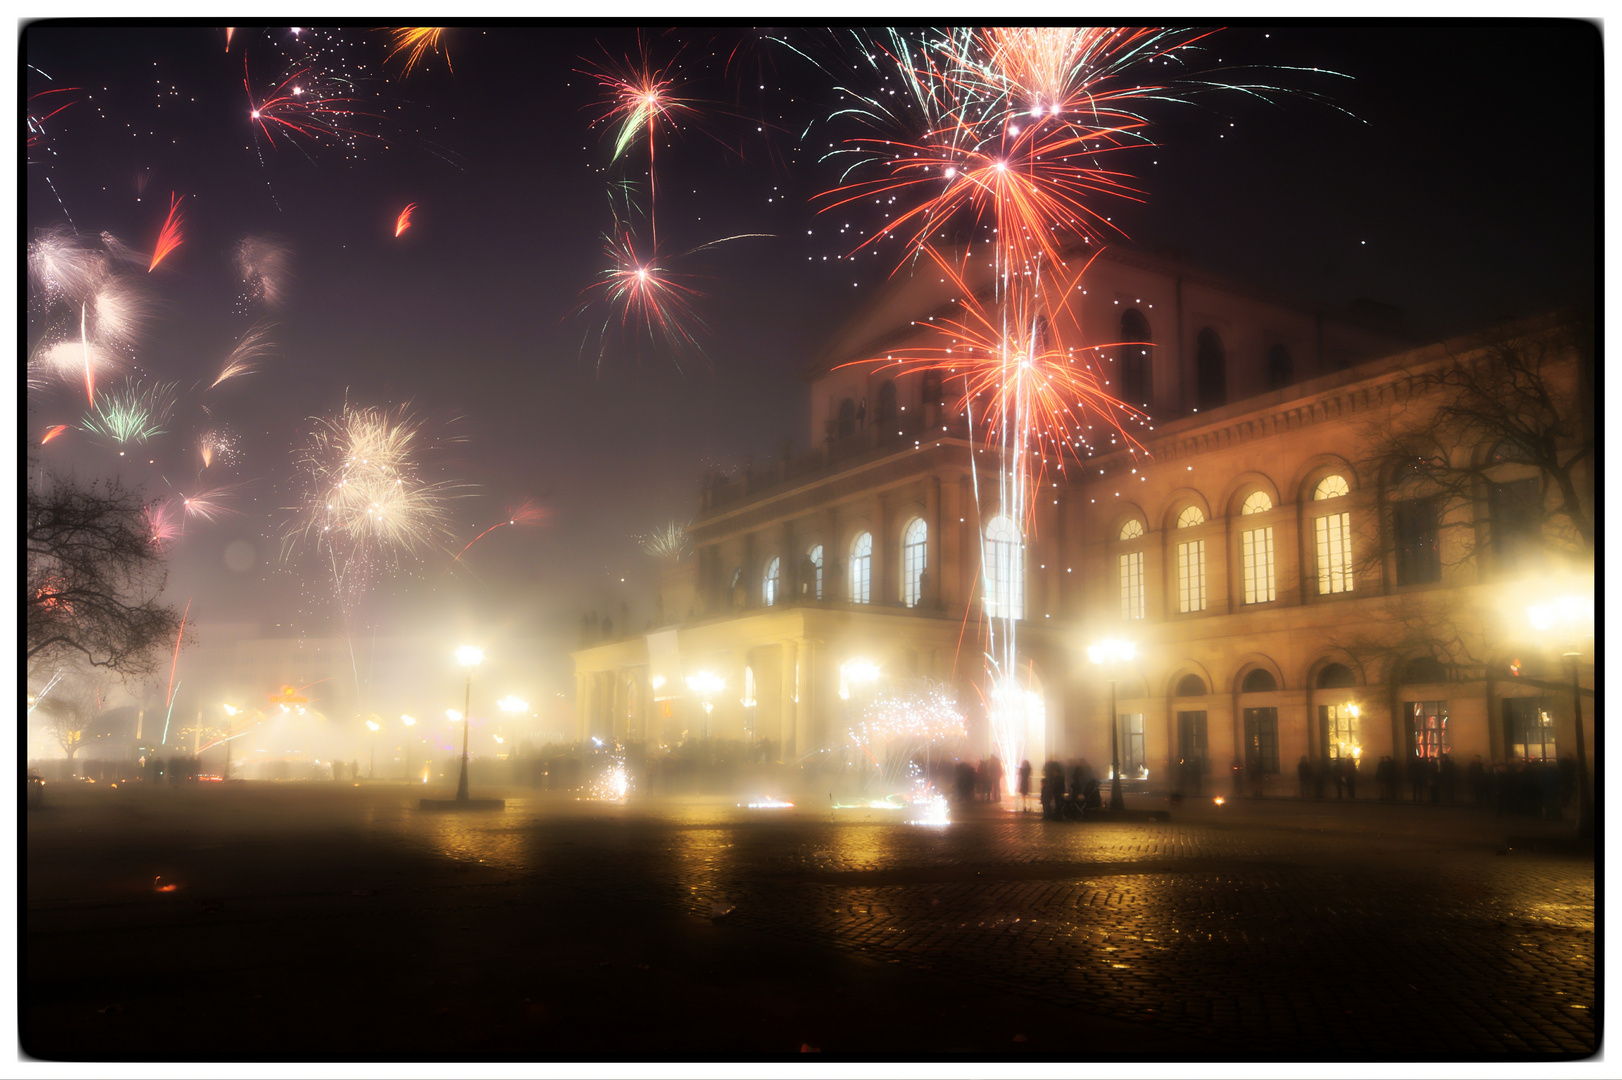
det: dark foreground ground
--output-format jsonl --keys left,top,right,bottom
{"left": 23, "top": 780, "right": 1597, "bottom": 1064}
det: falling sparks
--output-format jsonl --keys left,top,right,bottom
{"left": 448, "top": 498, "right": 548, "bottom": 568}
{"left": 395, "top": 202, "right": 417, "bottom": 237}
{"left": 209, "top": 323, "right": 276, "bottom": 389}
{"left": 41, "top": 424, "right": 68, "bottom": 445}
{"left": 233, "top": 235, "right": 293, "bottom": 311}
{"left": 147, "top": 192, "right": 185, "bottom": 272}
{"left": 384, "top": 27, "right": 452, "bottom": 76}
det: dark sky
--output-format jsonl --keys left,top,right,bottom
{"left": 23, "top": 22, "right": 1598, "bottom": 700}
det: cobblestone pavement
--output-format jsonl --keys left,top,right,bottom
{"left": 25, "top": 785, "right": 1596, "bottom": 1062}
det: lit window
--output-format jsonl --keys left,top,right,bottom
{"left": 1314, "top": 474, "right": 1350, "bottom": 500}
{"left": 1177, "top": 538, "right": 1206, "bottom": 613}
{"left": 1119, "top": 550, "right": 1145, "bottom": 620}
{"left": 806, "top": 544, "right": 823, "bottom": 600}
{"left": 1320, "top": 703, "right": 1362, "bottom": 761}
{"left": 850, "top": 532, "right": 872, "bottom": 604}
{"left": 1241, "top": 491, "right": 1273, "bottom": 515}
{"left": 1241, "top": 526, "right": 1275, "bottom": 604}
{"left": 983, "top": 515, "right": 1023, "bottom": 619}
{"left": 1500, "top": 698, "right": 1552, "bottom": 762}
{"left": 901, "top": 517, "right": 927, "bottom": 607}
{"left": 1315, "top": 511, "right": 1354, "bottom": 595}
{"left": 1119, "top": 518, "right": 1144, "bottom": 541}
{"left": 763, "top": 556, "right": 780, "bottom": 607}
{"left": 1176, "top": 505, "right": 1205, "bottom": 529}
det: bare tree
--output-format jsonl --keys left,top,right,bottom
{"left": 26, "top": 471, "right": 184, "bottom": 678}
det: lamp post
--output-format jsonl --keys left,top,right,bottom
{"left": 1528, "top": 594, "right": 1594, "bottom": 838}
{"left": 685, "top": 672, "right": 725, "bottom": 742}
{"left": 1087, "top": 638, "right": 1136, "bottom": 812}
{"left": 401, "top": 714, "right": 416, "bottom": 782}
{"left": 454, "top": 645, "right": 484, "bottom": 801}
{"left": 365, "top": 718, "right": 381, "bottom": 779}
{"left": 221, "top": 704, "right": 239, "bottom": 781}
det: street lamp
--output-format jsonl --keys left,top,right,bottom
{"left": 454, "top": 645, "right": 484, "bottom": 801}
{"left": 222, "top": 704, "right": 239, "bottom": 781}
{"left": 1087, "top": 637, "right": 1136, "bottom": 812}
{"left": 685, "top": 671, "right": 724, "bottom": 741}
{"left": 1528, "top": 594, "right": 1595, "bottom": 838}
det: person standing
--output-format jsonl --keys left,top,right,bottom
{"left": 1017, "top": 759, "right": 1033, "bottom": 812}
{"left": 1297, "top": 755, "right": 1312, "bottom": 799}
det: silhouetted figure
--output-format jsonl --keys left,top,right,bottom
{"left": 1408, "top": 756, "right": 1428, "bottom": 801}
{"left": 1298, "top": 756, "right": 1312, "bottom": 799}
{"left": 1082, "top": 778, "right": 1102, "bottom": 810}
{"left": 955, "top": 761, "right": 976, "bottom": 805}
{"left": 1341, "top": 757, "right": 1357, "bottom": 800}
{"left": 855, "top": 397, "right": 867, "bottom": 429}
{"left": 1557, "top": 756, "right": 1577, "bottom": 808}
{"left": 1039, "top": 773, "right": 1054, "bottom": 819}
{"left": 1439, "top": 754, "right": 1458, "bottom": 803}
{"left": 1017, "top": 759, "right": 1032, "bottom": 811}
{"left": 988, "top": 755, "right": 1004, "bottom": 802}
{"left": 1467, "top": 755, "right": 1488, "bottom": 805}
{"left": 1332, "top": 758, "right": 1346, "bottom": 800}
{"left": 915, "top": 566, "right": 929, "bottom": 607}
{"left": 1231, "top": 757, "right": 1245, "bottom": 797}
{"left": 799, "top": 554, "right": 818, "bottom": 598}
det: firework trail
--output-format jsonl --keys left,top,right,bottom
{"left": 165, "top": 598, "right": 191, "bottom": 711}
{"left": 41, "top": 424, "right": 68, "bottom": 445}
{"left": 225, "top": 27, "right": 234, "bottom": 50}
{"left": 209, "top": 323, "right": 276, "bottom": 389}
{"left": 26, "top": 81, "right": 83, "bottom": 225}
{"left": 147, "top": 192, "right": 185, "bottom": 271}
{"left": 233, "top": 235, "right": 293, "bottom": 311}
{"left": 179, "top": 487, "right": 240, "bottom": 522}
{"left": 395, "top": 202, "right": 417, "bottom": 237}
{"left": 243, "top": 51, "right": 380, "bottom": 152}
{"left": 384, "top": 27, "right": 452, "bottom": 76}
{"left": 448, "top": 498, "right": 548, "bottom": 569}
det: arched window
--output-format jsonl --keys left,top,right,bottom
{"left": 1120, "top": 308, "right": 1152, "bottom": 406}
{"left": 1241, "top": 669, "right": 1278, "bottom": 693}
{"left": 1175, "top": 674, "right": 1207, "bottom": 696}
{"left": 1316, "top": 663, "right": 1356, "bottom": 689}
{"left": 1175, "top": 505, "right": 1206, "bottom": 613}
{"left": 901, "top": 517, "right": 927, "bottom": 607}
{"left": 1196, "top": 328, "right": 1226, "bottom": 410}
{"left": 876, "top": 380, "right": 897, "bottom": 425}
{"left": 1266, "top": 344, "right": 1293, "bottom": 389}
{"left": 805, "top": 544, "right": 824, "bottom": 600}
{"left": 921, "top": 370, "right": 944, "bottom": 406}
{"left": 1118, "top": 518, "right": 1146, "bottom": 619}
{"left": 1240, "top": 491, "right": 1275, "bottom": 604}
{"left": 1311, "top": 475, "right": 1353, "bottom": 595}
{"left": 836, "top": 398, "right": 856, "bottom": 439}
{"left": 850, "top": 532, "right": 872, "bottom": 604}
{"left": 762, "top": 556, "right": 780, "bottom": 607}
{"left": 983, "top": 515, "right": 1024, "bottom": 619}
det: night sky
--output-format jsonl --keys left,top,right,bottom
{"left": 23, "top": 23, "right": 1598, "bottom": 704}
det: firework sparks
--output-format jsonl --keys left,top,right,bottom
{"left": 448, "top": 498, "right": 548, "bottom": 568}
{"left": 395, "top": 202, "right": 417, "bottom": 237}
{"left": 80, "top": 379, "right": 176, "bottom": 445}
{"left": 180, "top": 487, "right": 240, "bottom": 522}
{"left": 284, "top": 404, "right": 462, "bottom": 609}
{"left": 384, "top": 27, "right": 451, "bottom": 76}
{"left": 28, "top": 225, "right": 107, "bottom": 304}
{"left": 225, "top": 26, "right": 234, "bottom": 50}
{"left": 209, "top": 323, "right": 276, "bottom": 389}
{"left": 639, "top": 519, "right": 691, "bottom": 561}
{"left": 41, "top": 424, "right": 68, "bottom": 445}
{"left": 147, "top": 192, "right": 185, "bottom": 272}
{"left": 197, "top": 427, "right": 241, "bottom": 470}
{"left": 243, "top": 52, "right": 378, "bottom": 150}
{"left": 145, "top": 500, "right": 182, "bottom": 547}
{"left": 233, "top": 235, "right": 293, "bottom": 310}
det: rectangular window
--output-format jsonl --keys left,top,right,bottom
{"left": 1405, "top": 700, "right": 1451, "bottom": 761}
{"left": 1241, "top": 526, "right": 1275, "bottom": 604}
{"left": 1315, "top": 512, "right": 1354, "bottom": 595}
{"left": 1243, "top": 708, "right": 1279, "bottom": 774}
{"left": 1123, "top": 713, "right": 1145, "bottom": 775}
{"left": 1490, "top": 478, "right": 1541, "bottom": 565}
{"left": 1119, "top": 551, "right": 1145, "bottom": 620}
{"left": 1176, "top": 539, "right": 1206, "bottom": 613}
{"left": 1393, "top": 498, "right": 1442, "bottom": 585}
{"left": 851, "top": 551, "right": 870, "bottom": 604}
{"left": 1319, "top": 703, "right": 1363, "bottom": 761}
{"left": 1501, "top": 698, "right": 1555, "bottom": 762}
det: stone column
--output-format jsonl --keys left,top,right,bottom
{"left": 780, "top": 639, "right": 798, "bottom": 759}
{"left": 925, "top": 474, "right": 942, "bottom": 610}
{"left": 795, "top": 638, "right": 815, "bottom": 756}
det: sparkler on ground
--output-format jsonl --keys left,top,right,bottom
{"left": 844, "top": 678, "right": 966, "bottom": 795}
{"left": 147, "top": 192, "right": 185, "bottom": 272}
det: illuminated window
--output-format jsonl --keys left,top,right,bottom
{"left": 1241, "top": 526, "right": 1275, "bottom": 604}
{"left": 1314, "top": 474, "right": 1351, "bottom": 500}
{"left": 806, "top": 544, "right": 823, "bottom": 600}
{"left": 850, "top": 532, "right": 872, "bottom": 604}
{"left": 1501, "top": 698, "right": 1552, "bottom": 762}
{"left": 1119, "top": 518, "right": 1144, "bottom": 541}
{"left": 1176, "top": 505, "right": 1205, "bottom": 529}
{"left": 1320, "top": 703, "right": 1362, "bottom": 761}
{"left": 1177, "top": 539, "right": 1206, "bottom": 613}
{"left": 1407, "top": 699, "right": 1453, "bottom": 761}
{"left": 1315, "top": 512, "right": 1353, "bottom": 595}
{"left": 762, "top": 557, "right": 780, "bottom": 607}
{"left": 1119, "top": 551, "right": 1145, "bottom": 620}
{"left": 983, "top": 515, "right": 1024, "bottom": 619}
{"left": 901, "top": 517, "right": 927, "bottom": 607}
{"left": 1241, "top": 491, "right": 1273, "bottom": 515}
{"left": 1123, "top": 714, "right": 1146, "bottom": 775}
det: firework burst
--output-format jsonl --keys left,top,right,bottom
{"left": 145, "top": 500, "right": 182, "bottom": 548}
{"left": 80, "top": 379, "right": 176, "bottom": 445}
{"left": 284, "top": 404, "right": 462, "bottom": 609}
{"left": 243, "top": 52, "right": 380, "bottom": 151}
{"left": 209, "top": 323, "right": 276, "bottom": 389}
{"left": 639, "top": 519, "right": 691, "bottom": 561}
{"left": 197, "top": 427, "right": 242, "bottom": 470}
{"left": 384, "top": 27, "right": 452, "bottom": 76}
{"left": 233, "top": 235, "right": 293, "bottom": 311}
{"left": 28, "top": 225, "right": 107, "bottom": 305}
{"left": 179, "top": 487, "right": 241, "bottom": 522}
